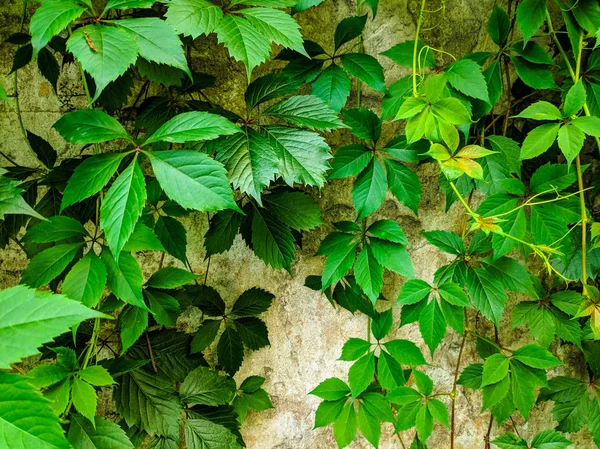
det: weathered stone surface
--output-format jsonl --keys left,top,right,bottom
{"left": 0, "top": 0, "right": 591, "bottom": 447}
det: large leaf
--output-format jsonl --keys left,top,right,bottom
{"left": 53, "top": 110, "right": 131, "bottom": 145}
{"left": 264, "top": 126, "right": 331, "bottom": 187}
{"left": 384, "top": 159, "right": 421, "bottom": 214}
{"left": 114, "top": 368, "right": 182, "bottom": 439}
{"left": 180, "top": 366, "right": 236, "bottom": 406}
{"left": 146, "top": 151, "right": 239, "bottom": 212}
{"left": 30, "top": 0, "right": 85, "bottom": 56}
{"left": 240, "top": 7, "right": 306, "bottom": 55}
{"left": 144, "top": 111, "right": 239, "bottom": 145}
{"left": 264, "top": 95, "right": 345, "bottom": 131}
{"left": 61, "top": 153, "right": 127, "bottom": 210}
{"left": 245, "top": 74, "right": 301, "bottom": 110}
{"left": 165, "top": 0, "right": 224, "bottom": 39}
{"left": 216, "top": 15, "right": 271, "bottom": 79}
{"left": 67, "top": 24, "right": 138, "bottom": 101}
{"left": 116, "top": 18, "right": 190, "bottom": 77}
{"left": 0, "top": 285, "right": 105, "bottom": 369}
{"left": 340, "top": 53, "right": 386, "bottom": 92}
{"left": 445, "top": 59, "right": 489, "bottom": 102}
{"left": 250, "top": 205, "right": 295, "bottom": 271}
{"left": 466, "top": 267, "right": 507, "bottom": 326}
{"left": 213, "top": 129, "right": 277, "bottom": 203}
{"left": 263, "top": 190, "right": 322, "bottom": 231}
{"left": 0, "top": 372, "right": 70, "bottom": 449}
{"left": 312, "top": 64, "right": 351, "bottom": 111}
{"left": 100, "top": 159, "right": 147, "bottom": 258}
{"left": 67, "top": 414, "right": 134, "bottom": 449}
{"left": 516, "top": 0, "right": 547, "bottom": 45}
{"left": 21, "top": 243, "right": 84, "bottom": 288}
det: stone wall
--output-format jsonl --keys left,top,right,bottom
{"left": 0, "top": 0, "right": 590, "bottom": 447}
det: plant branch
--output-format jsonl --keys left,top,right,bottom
{"left": 413, "top": 0, "right": 427, "bottom": 96}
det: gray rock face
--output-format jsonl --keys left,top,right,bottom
{"left": 0, "top": 0, "right": 590, "bottom": 447}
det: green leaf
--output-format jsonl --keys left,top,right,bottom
{"left": 105, "top": 0, "right": 156, "bottom": 11}
{"left": 514, "top": 101, "right": 562, "bottom": 121}
{"left": 378, "top": 351, "right": 405, "bottom": 390}
{"left": 216, "top": 15, "right": 271, "bottom": 80}
{"left": 30, "top": 0, "right": 85, "bottom": 57}
{"left": 530, "top": 429, "right": 572, "bottom": 449}
{"left": 512, "top": 56, "right": 557, "bottom": 89}
{"left": 572, "top": 116, "right": 600, "bottom": 136}
{"left": 512, "top": 344, "right": 562, "bottom": 368}
{"left": 21, "top": 242, "right": 84, "bottom": 288}
{"left": 340, "top": 338, "right": 371, "bottom": 361}
{"left": 78, "top": 366, "right": 115, "bottom": 387}
{"left": 263, "top": 191, "right": 322, "bottom": 231}
{"left": 165, "top": 0, "right": 223, "bottom": 39}
{"left": 312, "top": 64, "right": 351, "bottom": 112}
{"left": 250, "top": 205, "right": 295, "bottom": 270}
{"left": 147, "top": 267, "right": 198, "bottom": 289}
{"left": 310, "top": 378, "right": 350, "bottom": 401}
{"left": 114, "top": 368, "right": 182, "bottom": 439}
{"left": 419, "top": 299, "right": 445, "bottom": 355}
{"left": 61, "top": 153, "right": 127, "bottom": 210}
{"left": 240, "top": 7, "right": 306, "bottom": 56}
{"left": 230, "top": 287, "right": 274, "bottom": 317}
{"left": 72, "top": 376, "right": 97, "bottom": 423}
{"left": 445, "top": 59, "right": 489, "bottom": 102}
{"left": 482, "top": 353, "right": 509, "bottom": 387}
{"left": 322, "top": 240, "right": 359, "bottom": 289}
{"left": 184, "top": 419, "right": 243, "bottom": 449}
{"left": 422, "top": 230, "right": 465, "bottom": 255}
{"left": 457, "top": 363, "right": 483, "bottom": 389}
{"left": 63, "top": 252, "right": 107, "bottom": 308}
{"left": 488, "top": 6, "right": 510, "bottom": 46}
{"left": 557, "top": 124, "right": 585, "bottom": 165}
{"left": 101, "top": 159, "right": 146, "bottom": 257}
{"left": 352, "top": 159, "right": 387, "bottom": 219}
{"left": 415, "top": 404, "right": 434, "bottom": 442}
{"left": 511, "top": 41, "right": 555, "bottom": 66}
{"left": 27, "top": 364, "right": 69, "bottom": 389}
{"left": 245, "top": 74, "right": 301, "bottom": 110}
{"left": 180, "top": 365, "right": 236, "bottom": 406}
{"left": 102, "top": 250, "right": 149, "bottom": 312}
{"left": 396, "top": 279, "right": 431, "bottom": 305}
{"left": 147, "top": 150, "right": 239, "bottom": 213}
{"left": 116, "top": 18, "right": 190, "bottom": 77}
{"left": 234, "top": 316, "right": 269, "bottom": 349}
{"left": 217, "top": 326, "right": 245, "bottom": 375}
{"left": 381, "top": 40, "right": 435, "bottom": 68}
{"left": 438, "top": 283, "right": 470, "bottom": 307}
{"left": 368, "top": 219, "right": 408, "bottom": 244}
{"left": 329, "top": 144, "right": 372, "bottom": 179}
{"left": 369, "top": 238, "right": 414, "bottom": 277}
{"left": 384, "top": 339, "right": 427, "bottom": 366}
{"left": 334, "top": 15, "right": 367, "bottom": 50}
{"left": 23, "top": 216, "right": 87, "bottom": 243}
{"left": 428, "top": 398, "right": 450, "bottom": 428}
{"left": 264, "top": 126, "right": 332, "bottom": 187}
{"left": 516, "top": 0, "right": 547, "bottom": 45}
{"left": 190, "top": 320, "right": 221, "bottom": 353}
{"left": 120, "top": 305, "right": 148, "bottom": 353}
{"left": 510, "top": 359, "right": 545, "bottom": 420}
{"left": 354, "top": 245, "right": 383, "bottom": 304}
{"left": 564, "top": 80, "right": 586, "bottom": 116}
{"left": 68, "top": 414, "right": 134, "bottom": 449}
{"left": 155, "top": 215, "right": 187, "bottom": 263}
{"left": 358, "top": 403, "right": 380, "bottom": 448}
{"left": 27, "top": 131, "right": 57, "bottom": 168}
{"left": 342, "top": 108, "right": 381, "bottom": 142}
{"left": 384, "top": 159, "right": 421, "bottom": 214}
{"left": 386, "top": 386, "right": 422, "bottom": 405}
{"left": 315, "top": 399, "right": 346, "bottom": 428}
{"left": 212, "top": 129, "right": 277, "bottom": 202}
{"left": 482, "top": 375, "right": 510, "bottom": 410}
{"left": 341, "top": 53, "right": 386, "bottom": 92}
{"left": 0, "top": 372, "right": 71, "bottom": 449}
{"left": 466, "top": 267, "right": 507, "bottom": 326}
{"left": 520, "top": 123, "right": 560, "bottom": 160}
{"left": 334, "top": 402, "right": 358, "bottom": 448}
{"left": 145, "top": 111, "right": 239, "bottom": 145}
{"left": 530, "top": 163, "right": 579, "bottom": 194}
{"left": 204, "top": 210, "right": 243, "bottom": 257}
{"left": 492, "top": 433, "right": 528, "bottom": 449}
{"left": 124, "top": 222, "right": 166, "bottom": 252}
{"left": 264, "top": 95, "right": 344, "bottom": 131}
{"left": 54, "top": 109, "right": 131, "bottom": 145}
{"left": 67, "top": 24, "right": 138, "bottom": 101}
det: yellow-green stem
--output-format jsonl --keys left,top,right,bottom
{"left": 449, "top": 181, "right": 474, "bottom": 215}
{"left": 412, "top": 0, "right": 427, "bottom": 96}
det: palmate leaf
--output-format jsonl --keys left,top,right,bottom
{"left": 264, "top": 125, "right": 332, "bottom": 187}
{"left": 100, "top": 158, "right": 147, "bottom": 258}
{"left": 67, "top": 24, "right": 139, "bottom": 101}
{"left": 212, "top": 129, "right": 278, "bottom": 203}
{"left": 0, "top": 285, "right": 106, "bottom": 369}
{"left": 30, "top": 0, "right": 85, "bottom": 57}
{"left": 114, "top": 368, "right": 182, "bottom": 439}
{"left": 0, "top": 373, "right": 70, "bottom": 449}
{"left": 146, "top": 151, "right": 239, "bottom": 212}
{"left": 68, "top": 414, "right": 134, "bottom": 449}
{"left": 115, "top": 18, "right": 191, "bottom": 77}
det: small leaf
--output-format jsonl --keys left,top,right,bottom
{"left": 520, "top": 123, "right": 560, "bottom": 160}
{"left": 445, "top": 59, "right": 489, "bottom": 102}
{"left": 482, "top": 353, "right": 509, "bottom": 387}
{"left": 180, "top": 365, "right": 236, "bottom": 406}
{"left": 144, "top": 111, "right": 239, "bottom": 144}
{"left": 21, "top": 243, "right": 84, "bottom": 288}
{"left": 230, "top": 288, "right": 275, "bottom": 317}
{"left": 512, "top": 344, "right": 562, "bottom": 369}
{"left": 516, "top": 0, "right": 547, "bottom": 45}
{"left": 147, "top": 267, "right": 198, "bottom": 289}
{"left": 54, "top": 109, "right": 131, "bottom": 145}
{"left": 341, "top": 53, "right": 386, "bottom": 92}
{"left": 396, "top": 279, "right": 431, "bottom": 305}
{"left": 120, "top": 305, "right": 148, "bottom": 353}
{"left": 264, "top": 95, "right": 345, "bottom": 131}
{"left": 352, "top": 159, "right": 387, "bottom": 219}
{"left": 72, "top": 376, "right": 97, "bottom": 423}
{"left": 30, "top": 0, "right": 85, "bottom": 56}
{"left": 340, "top": 338, "right": 371, "bottom": 361}
{"left": 63, "top": 252, "right": 107, "bottom": 308}
{"left": 334, "top": 15, "right": 367, "bottom": 50}
{"left": 310, "top": 378, "right": 350, "bottom": 401}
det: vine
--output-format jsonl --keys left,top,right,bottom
{"left": 0, "top": 0, "right": 600, "bottom": 448}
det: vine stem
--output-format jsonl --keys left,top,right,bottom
{"left": 412, "top": 0, "right": 427, "bottom": 96}
{"left": 450, "top": 309, "right": 468, "bottom": 449}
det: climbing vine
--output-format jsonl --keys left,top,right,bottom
{"left": 1, "top": 0, "right": 600, "bottom": 448}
